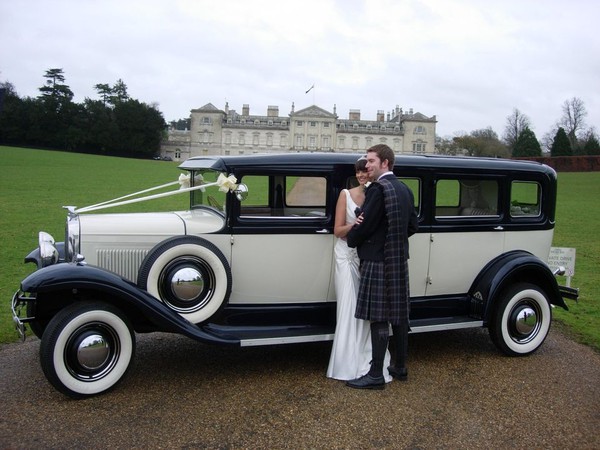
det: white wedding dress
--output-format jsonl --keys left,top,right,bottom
{"left": 327, "top": 189, "right": 392, "bottom": 381}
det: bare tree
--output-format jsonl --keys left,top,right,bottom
{"left": 560, "top": 97, "right": 587, "bottom": 149}
{"left": 503, "top": 108, "right": 531, "bottom": 150}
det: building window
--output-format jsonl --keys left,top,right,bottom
{"left": 253, "top": 133, "right": 259, "bottom": 146}
{"left": 338, "top": 136, "right": 345, "bottom": 149}
{"left": 412, "top": 140, "right": 426, "bottom": 154}
{"left": 295, "top": 134, "right": 303, "bottom": 149}
{"left": 254, "top": 120, "right": 260, "bottom": 125}
{"left": 309, "top": 136, "right": 316, "bottom": 150}
{"left": 202, "top": 117, "right": 211, "bottom": 124}
{"left": 267, "top": 133, "right": 273, "bottom": 147}
{"left": 353, "top": 124, "right": 359, "bottom": 130}
{"left": 324, "top": 122, "right": 330, "bottom": 128}
{"left": 297, "top": 121, "right": 303, "bottom": 126}
{"left": 225, "top": 132, "right": 232, "bottom": 145}
{"left": 322, "top": 136, "right": 330, "bottom": 150}
{"left": 175, "top": 148, "right": 181, "bottom": 159}
{"left": 268, "top": 120, "right": 273, "bottom": 126}
{"left": 238, "top": 133, "right": 245, "bottom": 146}
{"left": 393, "top": 138, "right": 401, "bottom": 151}
{"left": 352, "top": 136, "right": 359, "bottom": 150}
{"left": 366, "top": 137, "right": 373, "bottom": 147}
{"left": 414, "top": 125, "right": 426, "bottom": 134}
{"left": 281, "top": 121, "right": 287, "bottom": 126}
{"left": 310, "top": 121, "right": 317, "bottom": 127}
{"left": 280, "top": 134, "right": 287, "bottom": 147}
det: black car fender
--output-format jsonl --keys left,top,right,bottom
{"left": 20, "top": 263, "right": 239, "bottom": 346}
{"left": 469, "top": 250, "right": 568, "bottom": 324}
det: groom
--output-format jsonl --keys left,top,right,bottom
{"left": 346, "top": 144, "right": 418, "bottom": 390}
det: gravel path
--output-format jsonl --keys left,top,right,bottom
{"left": 1, "top": 326, "right": 599, "bottom": 449}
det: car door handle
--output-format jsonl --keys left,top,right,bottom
{"left": 316, "top": 229, "right": 329, "bottom": 234}
{"left": 493, "top": 226, "right": 504, "bottom": 231}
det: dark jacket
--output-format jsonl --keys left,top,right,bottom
{"left": 346, "top": 174, "right": 418, "bottom": 261}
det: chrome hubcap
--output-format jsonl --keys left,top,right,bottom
{"left": 77, "top": 334, "right": 110, "bottom": 370}
{"left": 509, "top": 302, "right": 541, "bottom": 343}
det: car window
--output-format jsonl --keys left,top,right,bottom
{"left": 511, "top": 181, "right": 541, "bottom": 217}
{"left": 240, "top": 175, "right": 326, "bottom": 218}
{"left": 436, "top": 178, "right": 499, "bottom": 217}
{"left": 190, "top": 170, "right": 228, "bottom": 212}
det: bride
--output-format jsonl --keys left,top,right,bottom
{"left": 327, "top": 157, "right": 391, "bottom": 382}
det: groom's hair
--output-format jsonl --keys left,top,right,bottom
{"left": 368, "top": 144, "right": 395, "bottom": 170}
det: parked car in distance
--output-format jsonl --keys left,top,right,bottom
{"left": 12, "top": 153, "right": 577, "bottom": 398}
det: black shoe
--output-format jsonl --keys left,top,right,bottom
{"left": 388, "top": 366, "right": 408, "bottom": 381}
{"left": 345, "top": 374, "right": 385, "bottom": 390}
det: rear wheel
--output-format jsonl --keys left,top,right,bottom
{"left": 40, "top": 302, "right": 135, "bottom": 398}
{"left": 489, "top": 282, "right": 551, "bottom": 356}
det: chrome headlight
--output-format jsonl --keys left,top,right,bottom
{"left": 65, "top": 210, "right": 80, "bottom": 262}
{"left": 39, "top": 232, "right": 59, "bottom": 267}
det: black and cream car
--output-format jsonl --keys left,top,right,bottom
{"left": 12, "top": 153, "right": 577, "bottom": 398}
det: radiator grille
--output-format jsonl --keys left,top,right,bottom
{"left": 96, "top": 248, "right": 149, "bottom": 283}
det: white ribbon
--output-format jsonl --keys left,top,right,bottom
{"left": 75, "top": 172, "right": 237, "bottom": 214}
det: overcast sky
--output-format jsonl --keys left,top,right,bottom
{"left": 1, "top": 0, "right": 598, "bottom": 139}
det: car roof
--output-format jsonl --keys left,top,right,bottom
{"left": 179, "top": 152, "right": 555, "bottom": 176}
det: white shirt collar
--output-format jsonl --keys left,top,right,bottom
{"left": 377, "top": 171, "right": 394, "bottom": 180}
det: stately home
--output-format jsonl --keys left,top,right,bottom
{"left": 161, "top": 102, "right": 436, "bottom": 160}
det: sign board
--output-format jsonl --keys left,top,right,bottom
{"left": 547, "top": 247, "right": 576, "bottom": 277}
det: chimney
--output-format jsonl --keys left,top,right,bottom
{"left": 242, "top": 104, "right": 250, "bottom": 116}
{"left": 267, "top": 105, "right": 279, "bottom": 117}
{"left": 349, "top": 109, "right": 361, "bottom": 121}
{"left": 377, "top": 110, "right": 384, "bottom": 122}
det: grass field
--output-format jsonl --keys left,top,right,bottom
{"left": 1, "top": 146, "right": 598, "bottom": 351}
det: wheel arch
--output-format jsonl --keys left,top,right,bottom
{"left": 469, "top": 250, "right": 568, "bottom": 325}
{"left": 20, "top": 263, "right": 239, "bottom": 345}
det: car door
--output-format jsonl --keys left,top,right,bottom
{"left": 228, "top": 172, "right": 335, "bottom": 304}
{"left": 425, "top": 177, "right": 505, "bottom": 296}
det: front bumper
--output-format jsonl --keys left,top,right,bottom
{"left": 11, "top": 290, "right": 35, "bottom": 342}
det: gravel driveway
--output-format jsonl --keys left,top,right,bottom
{"left": 1, "top": 326, "right": 599, "bottom": 449}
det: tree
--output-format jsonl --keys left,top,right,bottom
{"left": 503, "top": 108, "right": 531, "bottom": 152}
{"left": 550, "top": 127, "right": 572, "bottom": 156}
{"left": 581, "top": 129, "right": 600, "bottom": 155}
{"left": 454, "top": 127, "right": 509, "bottom": 158}
{"left": 94, "top": 83, "right": 112, "bottom": 106}
{"left": 560, "top": 97, "right": 587, "bottom": 150}
{"left": 434, "top": 135, "right": 460, "bottom": 155}
{"left": 110, "top": 79, "right": 129, "bottom": 106}
{"left": 38, "top": 68, "right": 74, "bottom": 106}
{"left": 513, "top": 127, "right": 542, "bottom": 157}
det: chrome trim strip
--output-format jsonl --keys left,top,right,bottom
{"left": 239, "top": 321, "right": 485, "bottom": 346}
{"left": 241, "top": 333, "right": 335, "bottom": 347}
{"left": 409, "top": 321, "right": 484, "bottom": 334}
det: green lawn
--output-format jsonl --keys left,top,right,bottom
{"left": 1, "top": 146, "right": 598, "bottom": 351}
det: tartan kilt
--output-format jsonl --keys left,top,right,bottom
{"left": 355, "top": 260, "right": 409, "bottom": 325}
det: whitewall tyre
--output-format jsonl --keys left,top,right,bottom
{"left": 137, "top": 236, "right": 232, "bottom": 324}
{"left": 39, "top": 302, "right": 135, "bottom": 398}
{"left": 489, "top": 282, "right": 552, "bottom": 356}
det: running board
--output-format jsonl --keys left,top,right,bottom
{"left": 239, "top": 320, "right": 484, "bottom": 347}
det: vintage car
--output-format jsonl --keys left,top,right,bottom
{"left": 12, "top": 152, "right": 577, "bottom": 398}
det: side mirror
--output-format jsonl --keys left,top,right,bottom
{"left": 234, "top": 183, "right": 248, "bottom": 201}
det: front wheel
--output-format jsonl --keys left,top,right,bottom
{"left": 40, "top": 302, "right": 135, "bottom": 398}
{"left": 489, "top": 282, "right": 552, "bottom": 356}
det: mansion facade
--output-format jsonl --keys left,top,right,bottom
{"left": 161, "top": 102, "right": 437, "bottom": 161}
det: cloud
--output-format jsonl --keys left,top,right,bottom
{"left": 1, "top": 0, "right": 598, "bottom": 138}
